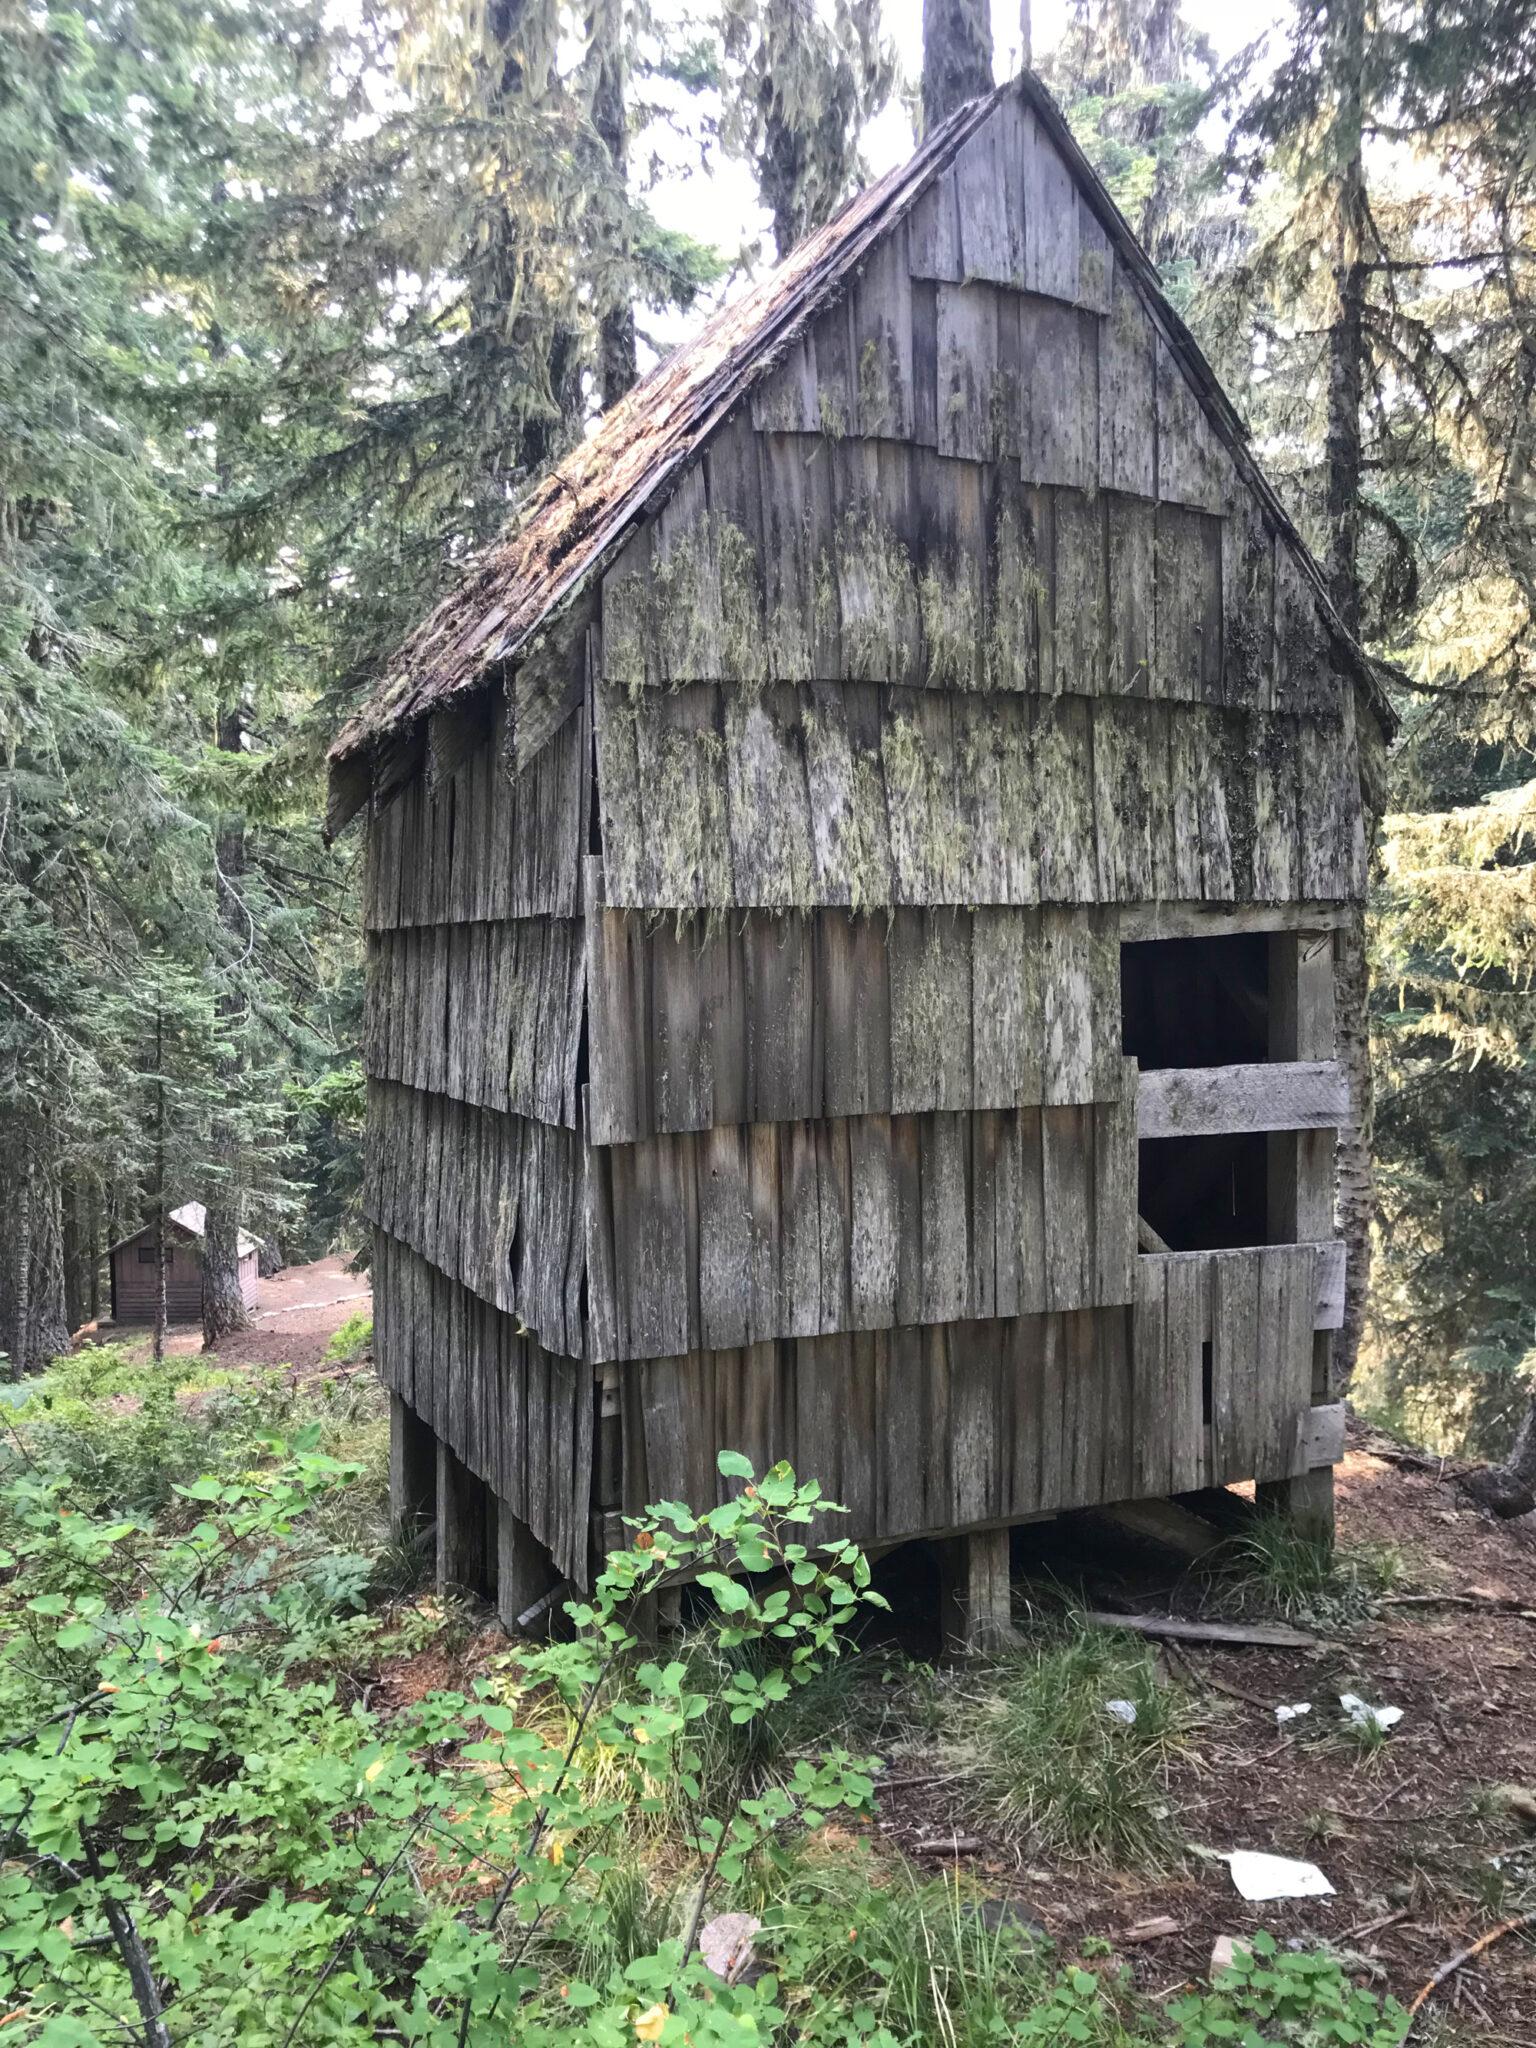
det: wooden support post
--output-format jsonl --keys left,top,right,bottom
{"left": 389, "top": 1394, "right": 435, "bottom": 1547}
{"left": 936, "top": 1528, "right": 1018, "bottom": 1656}
{"left": 1256, "top": 1466, "right": 1335, "bottom": 1547}
{"left": 436, "top": 1439, "right": 490, "bottom": 1598}
{"left": 496, "top": 1499, "right": 558, "bottom": 1635}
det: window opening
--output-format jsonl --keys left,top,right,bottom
{"left": 1123, "top": 935, "right": 1271, "bottom": 1252}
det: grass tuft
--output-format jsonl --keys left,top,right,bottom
{"left": 955, "top": 1621, "right": 1198, "bottom": 1868}
{"left": 1223, "top": 1516, "right": 1407, "bottom": 1624}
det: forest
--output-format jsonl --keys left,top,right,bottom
{"left": 4, "top": 0, "right": 1536, "bottom": 1458}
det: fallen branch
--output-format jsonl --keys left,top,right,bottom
{"left": 1407, "top": 1911, "right": 1536, "bottom": 2021}
{"left": 1084, "top": 1611, "right": 1320, "bottom": 1650}
{"left": 1379, "top": 1593, "right": 1536, "bottom": 1620}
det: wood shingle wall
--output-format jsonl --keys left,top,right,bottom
{"left": 361, "top": 86, "right": 1366, "bottom": 1580}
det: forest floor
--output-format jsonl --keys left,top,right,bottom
{"left": 107, "top": 1252, "right": 372, "bottom": 1373}
{"left": 370, "top": 1417, "right": 1536, "bottom": 2043}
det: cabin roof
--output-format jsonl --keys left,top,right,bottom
{"left": 327, "top": 71, "right": 1394, "bottom": 830}
{"left": 112, "top": 1203, "right": 260, "bottom": 1260}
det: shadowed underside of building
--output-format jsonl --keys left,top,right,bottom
{"left": 329, "top": 71, "right": 1391, "bottom": 1644}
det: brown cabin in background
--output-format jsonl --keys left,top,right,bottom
{"left": 109, "top": 1204, "right": 260, "bottom": 1326}
{"left": 328, "top": 74, "right": 1392, "bottom": 1645}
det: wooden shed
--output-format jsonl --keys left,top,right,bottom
{"left": 330, "top": 74, "right": 1391, "bottom": 1643}
{"left": 109, "top": 1203, "right": 260, "bottom": 1325}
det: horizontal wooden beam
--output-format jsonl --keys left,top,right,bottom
{"left": 1137, "top": 1060, "right": 1347, "bottom": 1138}
{"left": 1138, "top": 1240, "right": 1344, "bottom": 1332}
{"left": 1119, "top": 903, "right": 1350, "bottom": 941}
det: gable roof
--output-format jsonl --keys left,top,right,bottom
{"left": 112, "top": 1203, "right": 260, "bottom": 1260}
{"left": 326, "top": 70, "right": 1393, "bottom": 838}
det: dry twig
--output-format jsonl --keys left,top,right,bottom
{"left": 1407, "top": 1911, "right": 1536, "bottom": 2021}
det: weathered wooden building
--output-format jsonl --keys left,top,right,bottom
{"left": 330, "top": 74, "right": 1390, "bottom": 1640}
{"left": 109, "top": 1203, "right": 260, "bottom": 1325}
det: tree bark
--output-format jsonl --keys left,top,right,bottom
{"left": 590, "top": 0, "right": 636, "bottom": 409}
{"left": 203, "top": 705, "right": 251, "bottom": 1351}
{"left": 0, "top": 1108, "right": 70, "bottom": 1377}
{"left": 1322, "top": 0, "right": 1371, "bottom": 1388}
{"left": 153, "top": 987, "right": 167, "bottom": 1363}
{"left": 922, "top": 0, "right": 993, "bottom": 132}
{"left": 1509, "top": 1394, "right": 1536, "bottom": 1489}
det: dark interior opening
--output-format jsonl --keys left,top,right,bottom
{"left": 1121, "top": 933, "right": 1269, "bottom": 1068}
{"left": 1123, "top": 935, "right": 1273, "bottom": 1252}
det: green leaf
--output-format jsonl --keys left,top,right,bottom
{"left": 717, "top": 1450, "right": 755, "bottom": 1479}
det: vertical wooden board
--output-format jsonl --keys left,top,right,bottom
{"left": 1022, "top": 110, "right": 1079, "bottom": 302}
{"left": 746, "top": 1122, "right": 783, "bottom": 1342}
{"left": 1092, "top": 1081, "right": 1138, "bottom": 1306}
{"left": 831, "top": 440, "right": 920, "bottom": 685}
{"left": 1155, "top": 335, "right": 1235, "bottom": 514}
{"left": 757, "top": 432, "right": 834, "bottom": 682}
{"left": 1223, "top": 501, "right": 1275, "bottom": 710}
{"left": 1100, "top": 268, "right": 1156, "bottom": 498}
{"left": 1107, "top": 496, "right": 1154, "bottom": 696}
{"left": 883, "top": 687, "right": 962, "bottom": 903}
{"left": 1250, "top": 722, "right": 1298, "bottom": 903}
{"left": 916, "top": 450, "right": 985, "bottom": 690}
{"left": 1019, "top": 297, "right": 1097, "bottom": 491}
{"left": 819, "top": 911, "right": 892, "bottom": 1118}
{"left": 1256, "top": 1245, "right": 1317, "bottom": 1480}
{"left": 1092, "top": 700, "right": 1153, "bottom": 902}
{"left": 802, "top": 681, "right": 894, "bottom": 909}
{"left": 698, "top": 1123, "right": 752, "bottom": 1351}
{"left": 911, "top": 278, "right": 939, "bottom": 448}
{"left": 812, "top": 293, "right": 859, "bottom": 445}
{"left": 725, "top": 686, "right": 817, "bottom": 910}
{"left": 850, "top": 226, "right": 916, "bottom": 439}
{"left": 953, "top": 698, "right": 1006, "bottom": 903}
{"left": 907, "top": 165, "right": 963, "bottom": 282}
{"left": 635, "top": 688, "right": 727, "bottom": 906}
{"left": 1039, "top": 907, "right": 1095, "bottom": 1103}
{"left": 585, "top": 902, "right": 640, "bottom": 1145}
{"left": 972, "top": 908, "right": 1044, "bottom": 1107}
{"left": 875, "top": 1327, "right": 927, "bottom": 1536}
{"left": 1042, "top": 1104, "right": 1093, "bottom": 1309}
{"left": 744, "top": 912, "right": 815, "bottom": 1122}
{"left": 1166, "top": 1254, "right": 1209, "bottom": 1492}
{"left": 948, "top": 1323, "right": 1002, "bottom": 1527}
{"left": 649, "top": 462, "right": 723, "bottom": 683}
{"left": 1153, "top": 503, "right": 1211, "bottom": 702}
{"left": 1076, "top": 196, "right": 1113, "bottom": 315}
{"left": 592, "top": 683, "right": 644, "bottom": 905}
{"left": 1211, "top": 1250, "right": 1261, "bottom": 1483}
{"left": 993, "top": 291, "right": 1024, "bottom": 463}
{"left": 890, "top": 1114, "right": 923, "bottom": 1327}
{"left": 970, "top": 1110, "right": 1001, "bottom": 1318}
{"left": 1053, "top": 488, "right": 1107, "bottom": 696}
{"left": 751, "top": 332, "right": 820, "bottom": 434}
{"left": 1063, "top": 1308, "right": 1106, "bottom": 1508}
{"left": 1033, "top": 695, "right": 1097, "bottom": 904}
{"left": 919, "top": 1113, "right": 971, "bottom": 1324}
{"left": 649, "top": 916, "right": 713, "bottom": 1133}
{"left": 816, "top": 1120, "right": 853, "bottom": 1333}
{"left": 890, "top": 909, "right": 972, "bottom": 1112}
{"left": 1297, "top": 716, "right": 1354, "bottom": 902}
{"left": 999, "top": 1310, "right": 1043, "bottom": 1514}
{"left": 954, "top": 109, "right": 1021, "bottom": 285}
{"left": 1131, "top": 1258, "right": 1171, "bottom": 1497}
{"left": 1037, "top": 1311, "right": 1067, "bottom": 1509}
{"left": 1164, "top": 710, "right": 1205, "bottom": 902}
{"left": 936, "top": 284, "right": 999, "bottom": 463}
{"left": 985, "top": 474, "right": 1046, "bottom": 693}
{"left": 512, "top": 706, "right": 585, "bottom": 917}
{"left": 848, "top": 1114, "right": 897, "bottom": 1327}
{"left": 1196, "top": 710, "right": 1237, "bottom": 902}
{"left": 1273, "top": 547, "right": 1336, "bottom": 717}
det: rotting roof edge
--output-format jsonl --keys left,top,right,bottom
{"left": 326, "top": 71, "right": 1395, "bottom": 833}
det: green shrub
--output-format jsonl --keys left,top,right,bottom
{"left": 322, "top": 1309, "right": 374, "bottom": 1364}
{"left": 1172, "top": 1931, "right": 1410, "bottom": 2046}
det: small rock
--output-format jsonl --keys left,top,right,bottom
{"left": 1211, "top": 1935, "right": 1254, "bottom": 1976}
{"left": 699, "top": 1912, "right": 761, "bottom": 1985}
{"left": 1121, "top": 1915, "right": 1182, "bottom": 1944}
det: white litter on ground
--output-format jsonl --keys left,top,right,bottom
{"left": 1221, "top": 1851, "right": 1335, "bottom": 1902}
{"left": 1104, "top": 1699, "right": 1138, "bottom": 1724}
{"left": 1340, "top": 1693, "right": 1404, "bottom": 1732}
{"left": 1275, "top": 1703, "right": 1313, "bottom": 1724}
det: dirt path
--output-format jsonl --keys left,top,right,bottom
{"left": 107, "top": 1254, "right": 372, "bottom": 1374}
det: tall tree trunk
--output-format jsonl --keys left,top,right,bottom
{"left": 203, "top": 704, "right": 251, "bottom": 1351}
{"left": 153, "top": 988, "right": 168, "bottom": 1363}
{"left": 1323, "top": 0, "right": 1372, "bottom": 1388}
{"left": 590, "top": 0, "right": 636, "bottom": 409}
{"left": 0, "top": 1108, "right": 70, "bottom": 1376}
{"left": 922, "top": 0, "right": 993, "bottom": 131}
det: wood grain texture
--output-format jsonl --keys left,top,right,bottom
{"left": 372, "top": 1230, "right": 593, "bottom": 1582}
{"left": 1136, "top": 1059, "right": 1349, "bottom": 1138}
{"left": 584, "top": 904, "right": 1122, "bottom": 1141}
{"left": 594, "top": 679, "right": 1365, "bottom": 911}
